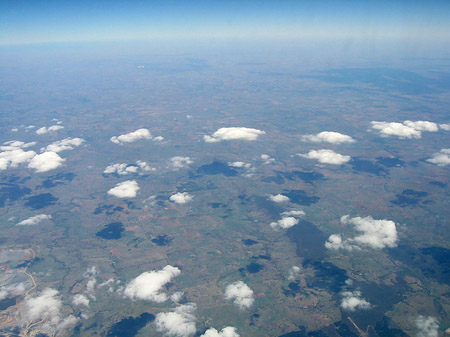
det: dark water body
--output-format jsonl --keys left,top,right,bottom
{"left": 152, "top": 234, "right": 172, "bottom": 246}
{"left": 251, "top": 254, "right": 271, "bottom": 260}
{"left": 0, "top": 183, "right": 31, "bottom": 207}
{"left": 196, "top": 161, "right": 238, "bottom": 176}
{"left": 350, "top": 159, "right": 388, "bottom": 176}
{"left": 0, "top": 296, "right": 17, "bottom": 310}
{"left": 430, "top": 181, "right": 446, "bottom": 188}
{"left": 376, "top": 157, "right": 405, "bottom": 168}
{"left": 96, "top": 222, "right": 125, "bottom": 240}
{"left": 305, "top": 260, "right": 348, "bottom": 293}
{"left": 246, "top": 262, "right": 264, "bottom": 273}
{"left": 389, "top": 245, "right": 450, "bottom": 285}
{"left": 283, "top": 281, "right": 300, "bottom": 297}
{"left": 39, "top": 172, "right": 76, "bottom": 188}
{"left": 242, "top": 239, "right": 258, "bottom": 246}
{"left": 106, "top": 312, "right": 155, "bottom": 337}
{"left": 284, "top": 190, "right": 320, "bottom": 206}
{"left": 280, "top": 170, "right": 325, "bottom": 183}
{"left": 261, "top": 174, "right": 285, "bottom": 184}
{"left": 391, "top": 189, "right": 428, "bottom": 207}
{"left": 93, "top": 204, "right": 125, "bottom": 215}
{"left": 286, "top": 220, "right": 327, "bottom": 261}
{"left": 253, "top": 195, "right": 284, "bottom": 219}
{"left": 208, "top": 202, "right": 226, "bottom": 208}
{"left": 24, "top": 193, "right": 58, "bottom": 209}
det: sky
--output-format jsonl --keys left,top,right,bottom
{"left": 1, "top": 0, "right": 449, "bottom": 46}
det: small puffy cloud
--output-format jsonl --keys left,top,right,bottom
{"left": 124, "top": 265, "right": 181, "bottom": 302}
{"left": 288, "top": 266, "right": 301, "bottom": 281}
{"left": 155, "top": 303, "right": 196, "bottom": 337}
{"left": 371, "top": 120, "right": 440, "bottom": 139}
{"left": 298, "top": 149, "right": 350, "bottom": 165}
{"left": 28, "top": 151, "right": 65, "bottom": 172}
{"left": 260, "top": 154, "right": 275, "bottom": 164}
{"left": 228, "top": 161, "right": 251, "bottom": 169}
{"left": 104, "top": 161, "right": 155, "bottom": 175}
{"left": 440, "top": 123, "right": 450, "bottom": 131}
{"left": 43, "top": 137, "right": 84, "bottom": 153}
{"left": 170, "top": 291, "right": 184, "bottom": 303}
{"left": 201, "top": 327, "right": 240, "bottom": 337}
{"left": 427, "top": 149, "right": 450, "bottom": 166}
{"left": 204, "top": 127, "right": 265, "bottom": 142}
{"left": 326, "top": 215, "right": 398, "bottom": 251}
{"left": 340, "top": 291, "right": 371, "bottom": 311}
{"left": 153, "top": 136, "right": 164, "bottom": 142}
{"left": 170, "top": 192, "right": 193, "bottom": 204}
{"left": 16, "top": 214, "right": 52, "bottom": 226}
{"left": 107, "top": 180, "right": 140, "bottom": 198}
{"left": 302, "top": 131, "right": 355, "bottom": 144}
{"left": 171, "top": 156, "right": 193, "bottom": 169}
{"left": 22, "top": 288, "right": 77, "bottom": 334}
{"left": 36, "top": 125, "right": 64, "bottom": 135}
{"left": 269, "top": 194, "right": 290, "bottom": 203}
{"left": 72, "top": 294, "right": 90, "bottom": 308}
{"left": 415, "top": 316, "right": 439, "bottom": 337}
{"left": 270, "top": 216, "right": 298, "bottom": 230}
{"left": 282, "top": 210, "right": 305, "bottom": 217}
{"left": 224, "top": 281, "right": 254, "bottom": 309}
{"left": 110, "top": 128, "right": 152, "bottom": 144}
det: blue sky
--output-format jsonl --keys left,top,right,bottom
{"left": 1, "top": 0, "right": 449, "bottom": 45}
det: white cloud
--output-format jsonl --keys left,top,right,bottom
{"left": 36, "top": 125, "right": 64, "bottom": 135}
{"left": 155, "top": 303, "right": 196, "bottom": 337}
{"left": 340, "top": 291, "right": 371, "bottom": 311}
{"left": 104, "top": 161, "right": 155, "bottom": 175}
{"left": 170, "top": 192, "right": 193, "bottom": 204}
{"left": 326, "top": 215, "right": 398, "bottom": 251}
{"left": 110, "top": 128, "right": 153, "bottom": 144}
{"left": 260, "top": 154, "right": 275, "bottom": 164}
{"left": 371, "top": 120, "right": 440, "bottom": 139}
{"left": 28, "top": 151, "right": 65, "bottom": 172}
{"left": 298, "top": 149, "right": 350, "bottom": 165}
{"left": 107, "top": 180, "right": 140, "bottom": 198}
{"left": 427, "top": 149, "right": 450, "bottom": 166}
{"left": 0, "top": 282, "right": 26, "bottom": 300}
{"left": 170, "top": 291, "right": 184, "bottom": 303}
{"left": 302, "top": 131, "right": 355, "bottom": 144}
{"left": 269, "top": 194, "right": 290, "bottom": 203}
{"left": 270, "top": 216, "right": 298, "bottom": 230}
{"left": 204, "top": 127, "right": 265, "bottom": 142}
{"left": 282, "top": 210, "right": 305, "bottom": 217}
{"left": 21, "top": 288, "right": 77, "bottom": 334}
{"left": 288, "top": 266, "right": 301, "bottom": 281}
{"left": 72, "top": 294, "right": 90, "bottom": 308}
{"left": 228, "top": 161, "right": 251, "bottom": 169}
{"left": 124, "top": 265, "right": 181, "bottom": 302}
{"left": 171, "top": 156, "right": 193, "bottom": 169}
{"left": 0, "top": 149, "right": 36, "bottom": 171}
{"left": 403, "top": 120, "right": 439, "bottom": 132}
{"left": 11, "top": 128, "right": 18, "bottom": 132}
{"left": 439, "top": 123, "right": 450, "bottom": 131}
{"left": 415, "top": 316, "right": 439, "bottom": 337}
{"left": 43, "top": 137, "right": 84, "bottom": 153}
{"left": 201, "top": 327, "right": 240, "bottom": 337}
{"left": 16, "top": 214, "right": 52, "bottom": 226}
{"left": 224, "top": 281, "right": 254, "bottom": 309}
{"left": 153, "top": 136, "right": 164, "bottom": 142}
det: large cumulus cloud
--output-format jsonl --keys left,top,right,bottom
{"left": 340, "top": 291, "right": 371, "bottom": 311}
{"left": 224, "top": 281, "right": 254, "bottom": 309}
{"left": 123, "top": 265, "right": 181, "bottom": 302}
{"left": 155, "top": 303, "right": 196, "bottom": 337}
{"left": 427, "top": 149, "right": 450, "bottom": 166}
{"left": 371, "top": 120, "right": 439, "bottom": 139}
{"left": 28, "top": 152, "right": 65, "bottom": 172}
{"left": 415, "top": 316, "right": 439, "bottom": 337}
{"left": 107, "top": 180, "right": 140, "bottom": 198}
{"left": 0, "top": 141, "right": 37, "bottom": 171}
{"left": 201, "top": 327, "right": 240, "bottom": 337}
{"left": 325, "top": 215, "right": 398, "bottom": 251}
{"left": 204, "top": 127, "right": 265, "bottom": 142}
